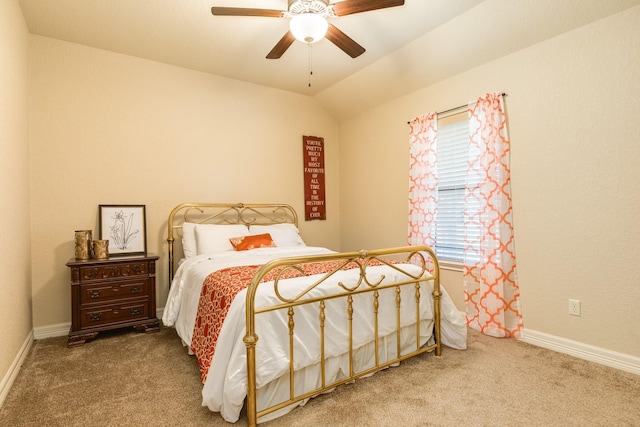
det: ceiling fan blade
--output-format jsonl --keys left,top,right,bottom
{"left": 266, "top": 31, "right": 296, "bottom": 59}
{"left": 325, "top": 24, "right": 366, "bottom": 58}
{"left": 332, "top": 0, "right": 405, "bottom": 17}
{"left": 211, "top": 7, "right": 284, "bottom": 18}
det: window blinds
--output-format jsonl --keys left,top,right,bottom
{"left": 435, "top": 119, "right": 476, "bottom": 262}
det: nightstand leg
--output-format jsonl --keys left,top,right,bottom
{"left": 134, "top": 319, "right": 160, "bottom": 334}
{"left": 67, "top": 331, "right": 99, "bottom": 347}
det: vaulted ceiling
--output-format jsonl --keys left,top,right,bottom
{"left": 18, "top": 0, "right": 640, "bottom": 119}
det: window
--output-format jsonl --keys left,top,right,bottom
{"left": 434, "top": 116, "right": 476, "bottom": 263}
{"left": 409, "top": 108, "right": 484, "bottom": 266}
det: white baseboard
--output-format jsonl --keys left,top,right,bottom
{"left": 521, "top": 329, "right": 640, "bottom": 375}
{"left": 0, "top": 330, "right": 33, "bottom": 408}
{"left": 33, "top": 322, "right": 70, "bottom": 339}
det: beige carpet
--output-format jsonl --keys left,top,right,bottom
{"left": 1, "top": 326, "right": 638, "bottom": 426}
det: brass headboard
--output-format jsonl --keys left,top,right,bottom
{"left": 167, "top": 203, "right": 298, "bottom": 283}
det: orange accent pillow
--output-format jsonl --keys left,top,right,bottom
{"left": 229, "top": 233, "right": 276, "bottom": 251}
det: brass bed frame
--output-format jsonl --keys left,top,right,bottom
{"left": 167, "top": 203, "right": 442, "bottom": 426}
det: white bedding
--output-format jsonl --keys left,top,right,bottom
{"left": 163, "top": 246, "right": 336, "bottom": 346}
{"left": 162, "top": 246, "right": 467, "bottom": 423}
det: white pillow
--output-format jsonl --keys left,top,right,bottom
{"left": 248, "top": 224, "right": 306, "bottom": 247}
{"left": 182, "top": 222, "right": 198, "bottom": 258}
{"left": 195, "top": 224, "right": 250, "bottom": 255}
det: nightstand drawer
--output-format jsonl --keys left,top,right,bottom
{"left": 80, "top": 279, "right": 149, "bottom": 305}
{"left": 80, "top": 301, "right": 149, "bottom": 329}
{"left": 78, "top": 261, "right": 150, "bottom": 282}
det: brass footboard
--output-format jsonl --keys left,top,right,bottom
{"left": 243, "top": 246, "right": 441, "bottom": 426}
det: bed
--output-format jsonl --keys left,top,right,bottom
{"left": 162, "top": 202, "right": 467, "bottom": 426}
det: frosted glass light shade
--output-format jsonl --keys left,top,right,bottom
{"left": 289, "top": 13, "right": 328, "bottom": 44}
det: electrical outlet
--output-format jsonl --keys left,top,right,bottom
{"left": 569, "top": 299, "right": 581, "bottom": 316}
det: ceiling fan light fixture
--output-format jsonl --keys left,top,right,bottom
{"left": 289, "top": 13, "right": 328, "bottom": 44}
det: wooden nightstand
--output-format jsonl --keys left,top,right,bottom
{"left": 66, "top": 254, "right": 160, "bottom": 347}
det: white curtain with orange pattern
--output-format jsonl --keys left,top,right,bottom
{"left": 408, "top": 113, "right": 438, "bottom": 249}
{"left": 464, "top": 93, "right": 523, "bottom": 338}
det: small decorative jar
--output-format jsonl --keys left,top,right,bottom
{"left": 92, "top": 240, "right": 109, "bottom": 259}
{"left": 74, "top": 230, "right": 92, "bottom": 260}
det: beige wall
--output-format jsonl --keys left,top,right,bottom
{"left": 28, "top": 36, "right": 340, "bottom": 328}
{"left": 0, "top": 0, "right": 32, "bottom": 390}
{"left": 338, "top": 6, "right": 640, "bottom": 357}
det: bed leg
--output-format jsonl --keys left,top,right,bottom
{"left": 244, "top": 334, "right": 258, "bottom": 427}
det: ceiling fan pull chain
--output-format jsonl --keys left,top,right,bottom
{"left": 308, "top": 43, "right": 313, "bottom": 88}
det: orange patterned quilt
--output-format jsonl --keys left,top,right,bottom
{"left": 191, "top": 259, "right": 364, "bottom": 383}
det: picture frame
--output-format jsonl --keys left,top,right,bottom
{"left": 99, "top": 205, "right": 147, "bottom": 256}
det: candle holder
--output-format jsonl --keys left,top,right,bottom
{"left": 74, "top": 230, "right": 92, "bottom": 260}
{"left": 92, "top": 239, "right": 109, "bottom": 259}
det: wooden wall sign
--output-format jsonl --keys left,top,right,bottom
{"left": 303, "top": 135, "right": 326, "bottom": 221}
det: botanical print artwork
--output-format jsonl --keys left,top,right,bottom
{"left": 108, "top": 210, "right": 139, "bottom": 250}
{"left": 99, "top": 205, "right": 146, "bottom": 255}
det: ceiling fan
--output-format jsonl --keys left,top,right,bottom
{"left": 211, "top": 0, "right": 405, "bottom": 59}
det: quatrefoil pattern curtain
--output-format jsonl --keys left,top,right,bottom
{"left": 408, "top": 112, "right": 438, "bottom": 250}
{"left": 464, "top": 93, "right": 523, "bottom": 338}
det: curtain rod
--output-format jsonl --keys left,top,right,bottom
{"left": 407, "top": 92, "right": 507, "bottom": 124}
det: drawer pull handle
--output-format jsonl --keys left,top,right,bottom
{"left": 130, "top": 307, "right": 141, "bottom": 316}
{"left": 89, "top": 313, "right": 102, "bottom": 322}
{"left": 131, "top": 285, "right": 141, "bottom": 293}
{"left": 112, "top": 285, "right": 119, "bottom": 292}
{"left": 89, "top": 290, "right": 101, "bottom": 298}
